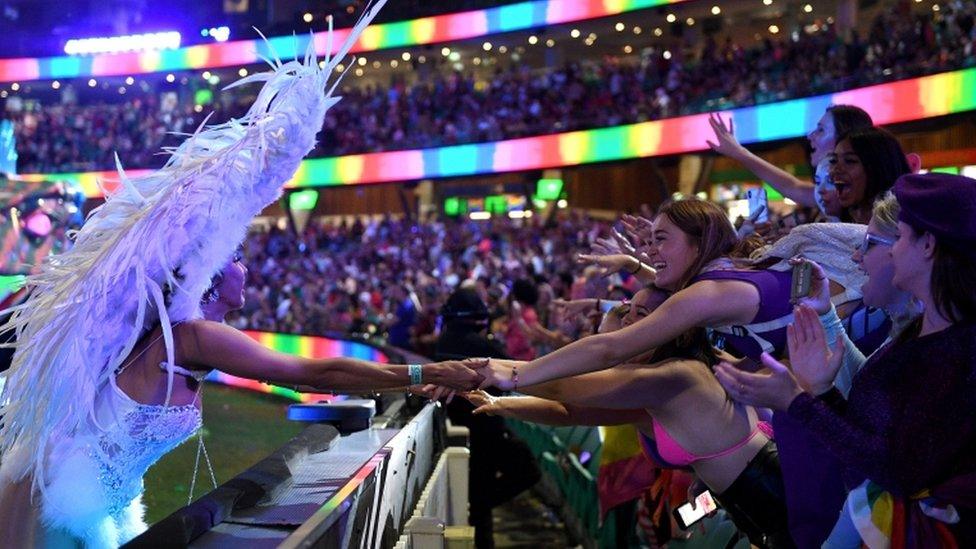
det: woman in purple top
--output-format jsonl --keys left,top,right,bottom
{"left": 718, "top": 173, "right": 976, "bottom": 547}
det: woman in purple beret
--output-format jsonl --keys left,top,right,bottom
{"left": 718, "top": 172, "right": 976, "bottom": 547}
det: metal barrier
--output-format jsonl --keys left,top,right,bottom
{"left": 394, "top": 447, "right": 473, "bottom": 549}
{"left": 128, "top": 399, "right": 447, "bottom": 548}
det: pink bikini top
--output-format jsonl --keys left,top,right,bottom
{"left": 652, "top": 416, "right": 774, "bottom": 467}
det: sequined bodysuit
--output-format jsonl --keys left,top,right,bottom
{"left": 0, "top": 366, "right": 202, "bottom": 547}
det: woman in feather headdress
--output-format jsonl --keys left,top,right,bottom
{"left": 0, "top": 4, "right": 481, "bottom": 546}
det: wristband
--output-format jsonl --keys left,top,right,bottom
{"left": 511, "top": 365, "right": 519, "bottom": 391}
{"left": 408, "top": 364, "right": 423, "bottom": 385}
{"left": 629, "top": 259, "right": 642, "bottom": 275}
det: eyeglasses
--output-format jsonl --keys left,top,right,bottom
{"left": 859, "top": 233, "right": 895, "bottom": 255}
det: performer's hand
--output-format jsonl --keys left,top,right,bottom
{"left": 423, "top": 360, "right": 483, "bottom": 390}
{"left": 412, "top": 384, "right": 457, "bottom": 402}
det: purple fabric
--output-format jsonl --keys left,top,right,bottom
{"left": 693, "top": 269, "right": 794, "bottom": 360}
{"left": 788, "top": 322, "right": 976, "bottom": 544}
{"left": 894, "top": 173, "right": 976, "bottom": 248}
{"left": 771, "top": 412, "right": 849, "bottom": 548}
{"left": 695, "top": 268, "right": 846, "bottom": 547}
{"left": 842, "top": 303, "right": 891, "bottom": 356}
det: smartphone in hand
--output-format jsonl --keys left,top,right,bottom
{"left": 791, "top": 261, "right": 813, "bottom": 304}
{"left": 745, "top": 188, "right": 769, "bottom": 224}
{"left": 673, "top": 490, "right": 719, "bottom": 530}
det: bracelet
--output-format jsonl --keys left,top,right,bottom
{"left": 511, "top": 364, "right": 519, "bottom": 391}
{"left": 629, "top": 259, "right": 643, "bottom": 275}
{"left": 408, "top": 364, "right": 423, "bottom": 385}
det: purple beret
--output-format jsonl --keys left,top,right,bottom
{"left": 894, "top": 173, "right": 976, "bottom": 245}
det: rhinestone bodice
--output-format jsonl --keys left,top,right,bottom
{"left": 57, "top": 375, "right": 202, "bottom": 518}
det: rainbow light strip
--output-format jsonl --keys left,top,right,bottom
{"left": 18, "top": 169, "right": 151, "bottom": 198}
{"left": 25, "top": 67, "right": 976, "bottom": 197}
{"left": 317, "top": 451, "right": 388, "bottom": 515}
{"left": 205, "top": 331, "right": 389, "bottom": 403}
{"left": 0, "top": 0, "right": 686, "bottom": 83}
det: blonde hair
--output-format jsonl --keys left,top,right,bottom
{"left": 871, "top": 192, "right": 899, "bottom": 236}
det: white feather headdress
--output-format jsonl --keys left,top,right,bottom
{"left": 0, "top": 1, "right": 387, "bottom": 489}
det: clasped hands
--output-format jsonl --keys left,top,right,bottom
{"left": 413, "top": 357, "right": 515, "bottom": 403}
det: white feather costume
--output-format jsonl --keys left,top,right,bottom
{"left": 0, "top": 2, "right": 386, "bottom": 546}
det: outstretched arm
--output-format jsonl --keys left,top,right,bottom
{"left": 480, "top": 280, "right": 756, "bottom": 389}
{"left": 706, "top": 113, "right": 817, "bottom": 207}
{"left": 462, "top": 391, "right": 649, "bottom": 427}
{"left": 487, "top": 359, "right": 692, "bottom": 410}
{"left": 178, "top": 320, "right": 481, "bottom": 391}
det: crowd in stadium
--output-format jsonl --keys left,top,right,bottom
{"left": 2, "top": 0, "right": 976, "bottom": 547}
{"left": 216, "top": 93, "right": 976, "bottom": 547}
{"left": 226, "top": 212, "right": 639, "bottom": 359}
{"left": 7, "top": 2, "right": 976, "bottom": 173}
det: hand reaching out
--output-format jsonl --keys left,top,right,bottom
{"left": 422, "top": 359, "right": 484, "bottom": 391}
{"left": 620, "top": 214, "right": 654, "bottom": 244}
{"left": 471, "top": 358, "right": 517, "bottom": 391}
{"left": 610, "top": 227, "right": 638, "bottom": 255}
{"left": 460, "top": 390, "right": 505, "bottom": 416}
{"left": 590, "top": 237, "right": 622, "bottom": 256}
{"left": 705, "top": 112, "right": 746, "bottom": 159}
{"left": 714, "top": 353, "right": 804, "bottom": 411}
{"left": 576, "top": 253, "right": 638, "bottom": 277}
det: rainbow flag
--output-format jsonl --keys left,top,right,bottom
{"left": 596, "top": 425, "right": 656, "bottom": 518}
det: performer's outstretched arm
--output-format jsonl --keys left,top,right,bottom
{"left": 177, "top": 320, "right": 481, "bottom": 392}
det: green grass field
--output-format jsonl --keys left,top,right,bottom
{"left": 142, "top": 383, "right": 305, "bottom": 524}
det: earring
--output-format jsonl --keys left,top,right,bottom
{"left": 204, "top": 288, "right": 220, "bottom": 304}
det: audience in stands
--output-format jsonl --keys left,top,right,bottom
{"left": 5, "top": 3, "right": 976, "bottom": 547}
{"left": 226, "top": 213, "right": 627, "bottom": 352}
{"left": 6, "top": 2, "right": 976, "bottom": 173}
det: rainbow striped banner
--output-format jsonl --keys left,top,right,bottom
{"left": 24, "top": 67, "right": 976, "bottom": 197}
{"left": 0, "top": 0, "right": 685, "bottom": 83}
{"left": 205, "top": 331, "right": 390, "bottom": 403}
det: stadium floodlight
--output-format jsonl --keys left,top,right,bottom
{"left": 64, "top": 31, "right": 181, "bottom": 56}
{"left": 203, "top": 26, "right": 231, "bottom": 42}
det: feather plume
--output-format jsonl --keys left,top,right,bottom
{"left": 0, "top": 0, "right": 387, "bottom": 494}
